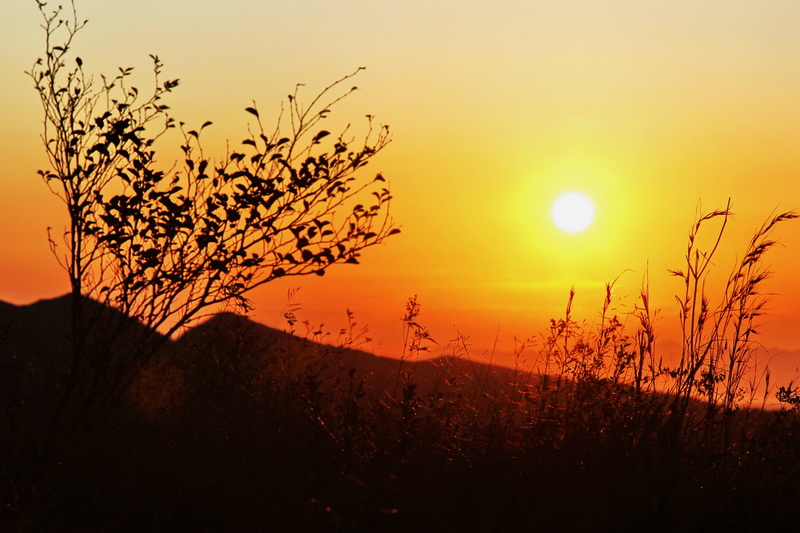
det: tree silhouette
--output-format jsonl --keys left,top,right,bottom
{"left": 28, "top": 0, "right": 398, "bottom": 440}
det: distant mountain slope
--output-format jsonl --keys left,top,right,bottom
{"left": 0, "top": 294, "right": 165, "bottom": 357}
{"left": 1, "top": 294, "right": 538, "bottom": 420}
{"left": 0, "top": 294, "right": 168, "bottom": 423}
{"left": 174, "top": 311, "right": 533, "bottom": 400}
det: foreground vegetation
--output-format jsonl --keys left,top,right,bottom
{"left": 2, "top": 207, "right": 800, "bottom": 532}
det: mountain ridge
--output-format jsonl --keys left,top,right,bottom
{"left": 1, "top": 294, "right": 535, "bottom": 419}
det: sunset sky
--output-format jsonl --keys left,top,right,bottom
{"left": 2, "top": 1, "right": 800, "bottom": 381}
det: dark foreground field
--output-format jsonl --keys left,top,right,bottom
{"left": 2, "top": 296, "right": 800, "bottom": 532}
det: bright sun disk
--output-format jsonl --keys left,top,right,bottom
{"left": 551, "top": 192, "right": 594, "bottom": 233}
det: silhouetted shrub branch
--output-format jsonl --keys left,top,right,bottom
{"left": 27, "top": 0, "right": 398, "bottom": 447}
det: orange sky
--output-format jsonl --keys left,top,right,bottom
{"left": 2, "top": 1, "right": 800, "bottom": 383}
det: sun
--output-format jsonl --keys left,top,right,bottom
{"left": 551, "top": 192, "right": 594, "bottom": 233}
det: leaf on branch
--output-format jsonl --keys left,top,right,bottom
{"left": 201, "top": 121, "right": 213, "bottom": 129}
{"left": 245, "top": 106, "right": 259, "bottom": 118}
{"left": 89, "top": 143, "right": 109, "bottom": 157}
{"left": 100, "top": 214, "right": 118, "bottom": 226}
{"left": 196, "top": 234, "right": 215, "bottom": 249}
{"left": 226, "top": 208, "right": 241, "bottom": 222}
{"left": 313, "top": 130, "right": 330, "bottom": 144}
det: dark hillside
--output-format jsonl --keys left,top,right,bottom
{"left": 172, "top": 311, "right": 535, "bottom": 400}
{"left": 2, "top": 295, "right": 800, "bottom": 532}
{"left": 1, "top": 295, "right": 166, "bottom": 443}
{"left": 128, "top": 310, "right": 531, "bottom": 430}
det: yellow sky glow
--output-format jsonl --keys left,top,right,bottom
{"left": 2, "top": 1, "right": 800, "bottom": 382}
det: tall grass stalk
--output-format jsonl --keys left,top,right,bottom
{"left": 667, "top": 201, "right": 797, "bottom": 450}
